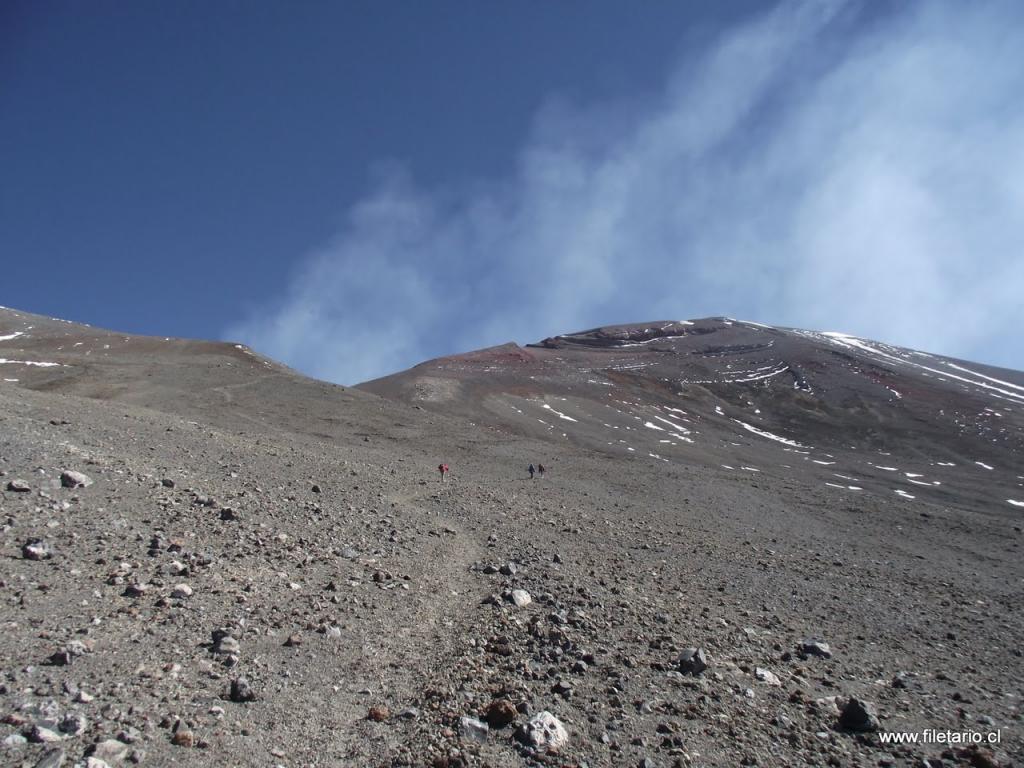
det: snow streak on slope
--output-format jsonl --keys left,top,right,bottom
{"left": 820, "top": 332, "right": 1024, "bottom": 403}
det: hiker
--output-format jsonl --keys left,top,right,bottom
{"left": 528, "top": 463, "right": 535, "bottom": 479}
{"left": 438, "top": 463, "right": 449, "bottom": 482}
{"left": 537, "top": 463, "right": 546, "bottom": 478}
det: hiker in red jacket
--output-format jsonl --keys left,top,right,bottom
{"left": 438, "top": 463, "right": 449, "bottom": 482}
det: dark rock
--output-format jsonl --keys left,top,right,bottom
{"left": 22, "top": 539, "right": 53, "bottom": 560}
{"left": 230, "top": 677, "right": 257, "bottom": 702}
{"left": 677, "top": 647, "right": 708, "bottom": 676}
{"left": 60, "top": 470, "right": 92, "bottom": 488}
{"left": 799, "top": 639, "right": 832, "bottom": 659}
{"left": 486, "top": 699, "right": 517, "bottom": 728}
{"left": 838, "top": 697, "right": 880, "bottom": 732}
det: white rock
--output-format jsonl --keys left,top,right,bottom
{"left": 511, "top": 589, "right": 532, "bottom": 608}
{"left": 29, "top": 725, "right": 63, "bottom": 743}
{"left": 755, "top": 667, "right": 781, "bottom": 686}
{"left": 459, "top": 716, "right": 489, "bottom": 743}
{"left": 171, "top": 584, "right": 193, "bottom": 599}
{"left": 518, "top": 711, "right": 569, "bottom": 751}
{"left": 91, "top": 738, "right": 130, "bottom": 762}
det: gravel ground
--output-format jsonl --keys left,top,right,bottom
{"left": 0, "top": 308, "right": 1021, "bottom": 767}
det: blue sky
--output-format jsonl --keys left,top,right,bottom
{"left": 3, "top": 1, "right": 1023, "bottom": 384}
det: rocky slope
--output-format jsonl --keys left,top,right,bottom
{"left": 1, "top": 306, "right": 1021, "bottom": 767}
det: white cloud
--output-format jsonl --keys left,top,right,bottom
{"left": 227, "top": 0, "right": 1024, "bottom": 384}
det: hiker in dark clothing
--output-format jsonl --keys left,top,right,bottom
{"left": 528, "top": 463, "right": 535, "bottom": 479}
{"left": 537, "top": 463, "right": 546, "bottom": 478}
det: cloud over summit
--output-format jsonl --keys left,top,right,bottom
{"left": 227, "top": 0, "right": 1024, "bottom": 385}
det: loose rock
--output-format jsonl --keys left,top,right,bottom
{"left": 677, "top": 647, "right": 709, "bottom": 676}
{"left": 838, "top": 697, "right": 880, "bottom": 732}
{"left": 22, "top": 539, "right": 53, "bottom": 561}
{"left": 799, "top": 639, "right": 832, "bottom": 659}
{"left": 60, "top": 470, "right": 93, "bottom": 488}
{"left": 458, "top": 716, "right": 489, "bottom": 743}
{"left": 516, "top": 711, "right": 569, "bottom": 752}
{"left": 229, "top": 677, "right": 257, "bottom": 703}
{"left": 486, "top": 699, "right": 517, "bottom": 728}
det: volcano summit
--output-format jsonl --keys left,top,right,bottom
{"left": 0, "top": 306, "right": 1021, "bottom": 767}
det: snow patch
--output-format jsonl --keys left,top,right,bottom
{"left": 541, "top": 403, "right": 578, "bottom": 422}
{"left": 0, "top": 358, "right": 63, "bottom": 367}
{"left": 733, "top": 419, "right": 806, "bottom": 448}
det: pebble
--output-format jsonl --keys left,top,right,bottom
{"left": 6, "top": 479, "right": 31, "bottom": 492}
{"left": 171, "top": 584, "right": 193, "bottom": 599}
{"left": 368, "top": 705, "right": 390, "bottom": 722}
{"left": 755, "top": 667, "right": 781, "bottom": 686}
{"left": 511, "top": 589, "right": 532, "bottom": 608}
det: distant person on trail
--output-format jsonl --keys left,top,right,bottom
{"left": 537, "top": 463, "right": 546, "bottom": 478}
{"left": 528, "top": 463, "right": 535, "bottom": 479}
{"left": 438, "top": 463, "right": 449, "bottom": 482}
